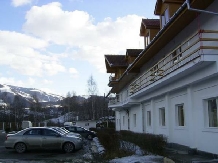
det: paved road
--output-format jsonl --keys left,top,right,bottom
{"left": 0, "top": 132, "right": 95, "bottom": 163}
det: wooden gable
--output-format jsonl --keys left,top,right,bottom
{"left": 140, "top": 19, "right": 160, "bottom": 48}
{"left": 154, "top": 0, "right": 184, "bottom": 16}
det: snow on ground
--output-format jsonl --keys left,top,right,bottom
{"left": 92, "top": 137, "right": 163, "bottom": 163}
{"left": 109, "top": 155, "right": 163, "bottom": 163}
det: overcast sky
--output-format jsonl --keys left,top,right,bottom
{"left": 0, "top": 0, "right": 158, "bottom": 97}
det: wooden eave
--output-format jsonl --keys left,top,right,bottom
{"left": 155, "top": 0, "right": 162, "bottom": 15}
{"left": 110, "top": 72, "right": 138, "bottom": 93}
{"left": 155, "top": 0, "right": 185, "bottom": 15}
{"left": 105, "top": 56, "right": 127, "bottom": 73}
{"left": 140, "top": 25, "right": 160, "bottom": 36}
{"left": 129, "top": 0, "right": 214, "bottom": 72}
{"left": 163, "top": 0, "right": 185, "bottom": 3}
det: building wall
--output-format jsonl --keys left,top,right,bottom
{"left": 114, "top": 1, "right": 218, "bottom": 155}
{"left": 117, "top": 75, "right": 218, "bottom": 154}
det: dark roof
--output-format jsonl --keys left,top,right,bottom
{"left": 141, "top": 19, "right": 160, "bottom": 28}
{"left": 105, "top": 55, "right": 128, "bottom": 67}
{"left": 126, "top": 49, "right": 143, "bottom": 57}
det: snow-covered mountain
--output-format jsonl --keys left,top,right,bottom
{"left": 0, "top": 84, "right": 63, "bottom": 103}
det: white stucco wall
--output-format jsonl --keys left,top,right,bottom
{"left": 129, "top": 105, "right": 143, "bottom": 133}
{"left": 191, "top": 77, "right": 218, "bottom": 154}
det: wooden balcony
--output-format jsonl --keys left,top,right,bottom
{"left": 108, "top": 75, "right": 118, "bottom": 87}
{"left": 129, "top": 29, "right": 218, "bottom": 96}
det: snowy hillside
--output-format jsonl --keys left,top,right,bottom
{"left": 0, "top": 84, "right": 63, "bottom": 103}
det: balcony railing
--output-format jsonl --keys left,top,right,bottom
{"left": 109, "top": 75, "right": 116, "bottom": 81}
{"left": 129, "top": 29, "right": 218, "bottom": 96}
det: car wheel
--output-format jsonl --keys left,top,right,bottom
{"left": 15, "top": 142, "right": 27, "bottom": 153}
{"left": 87, "top": 134, "right": 93, "bottom": 140}
{"left": 63, "top": 142, "right": 75, "bottom": 153}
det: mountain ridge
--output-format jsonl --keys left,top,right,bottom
{"left": 0, "top": 84, "right": 64, "bottom": 104}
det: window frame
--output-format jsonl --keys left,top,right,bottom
{"left": 123, "top": 116, "right": 125, "bottom": 126}
{"left": 175, "top": 104, "right": 185, "bottom": 127}
{"left": 207, "top": 98, "right": 218, "bottom": 128}
{"left": 147, "top": 111, "right": 151, "bottom": 127}
{"left": 133, "top": 114, "right": 136, "bottom": 127}
{"left": 159, "top": 107, "right": 166, "bottom": 127}
{"left": 161, "top": 8, "right": 170, "bottom": 27}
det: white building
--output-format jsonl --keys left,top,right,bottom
{"left": 105, "top": 0, "right": 218, "bottom": 156}
{"left": 73, "top": 120, "right": 97, "bottom": 130}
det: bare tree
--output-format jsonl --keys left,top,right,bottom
{"left": 31, "top": 93, "right": 42, "bottom": 126}
{"left": 12, "top": 95, "right": 26, "bottom": 129}
{"left": 87, "top": 75, "right": 98, "bottom": 120}
{"left": 87, "top": 75, "right": 98, "bottom": 95}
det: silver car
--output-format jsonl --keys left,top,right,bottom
{"left": 4, "top": 127, "right": 83, "bottom": 153}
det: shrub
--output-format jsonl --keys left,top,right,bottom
{"left": 96, "top": 129, "right": 167, "bottom": 160}
{"left": 119, "top": 130, "right": 167, "bottom": 156}
{"left": 5, "top": 127, "right": 11, "bottom": 133}
{"left": 97, "top": 128, "right": 133, "bottom": 160}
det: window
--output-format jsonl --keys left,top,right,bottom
{"left": 24, "top": 129, "right": 41, "bottom": 135}
{"left": 123, "top": 116, "right": 125, "bottom": 126}
{"left": 66, "top": 126, "right": 76, "bottom": 132}
{"left": 176, "top": 104, "right": 185, "bottom": 126}
{"left": 133, "top": 114, "right": 136, "bottom": 127}
{"left": 116, "top": 94, "right": 120, "bottom": 102}
{"left": 159, "top": 108, "right": 166, "bottom": 126}
{"left": 151, "top": 64, "right": 159, "bottom": 76}
{"left": 120, "top": 93, "right": 122, "bottom": 102}
{"left": 145, "top": 35, "right": 150, "bottom": 46}
{"left": 161, "top": 8, "right": 170, "bottom": 27}
{"left": 77, "top": 127, "right": 85, "bottom": 132}
{"left": 44, "top": 129, "right": 59, "bottom": 136}
{"left": 147, "top": 111, "right": 151, "bottom": 126}
{"left": 172, "top": 47, "right": 182, "bottom": 64}
{"left": 208, "top": 99, "right": 218, "bottom": 127}
{"left": 85, "top": 123, "right": 89, "bottom": 126}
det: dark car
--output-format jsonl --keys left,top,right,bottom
{"left": 64, "top": 126, "right": 96, "bottom": 140}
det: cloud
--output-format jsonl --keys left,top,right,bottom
{"left": 28, "top": 77, "right": 36, "bottom": 85}
{"left": 22, "top": 2, "right": 144, "bottom": 73}
{"left": 0, "top": 77, "right": 24, "bottom": 86}
{"left": 0, "top": 30, "right": 66, "bottom": 76}
{"left": 69, "top": 68, "right": 79, "bottom": 78}
{"left": 11, "top": 0, "right": 34, "bottom": 7}
{"left": 40, "top": 87, "right": 56, "bottom": 94}
{"left": 43, "top": 79, "right": 53, "bottom": 84}
{"left": 69, "top": 68, "right": 78, "bottom": 74}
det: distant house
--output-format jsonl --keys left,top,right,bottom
{"left": 105, "top": 0, "right": 218, "bottom": 155}
{"left": 0, "top": 99, "right": 7, "bottom": 108}
{"left": 73, "top": 120, "right": 97, "bottom": 129}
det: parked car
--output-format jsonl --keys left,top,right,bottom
{"left": 0, "top": 130, "right": 5, "bottom": 134}
{"left": 64, "top": 126, "right": 96, "bottom": 140}
{"left": 4, "top": 127, "right": 83, "bottom": 153}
